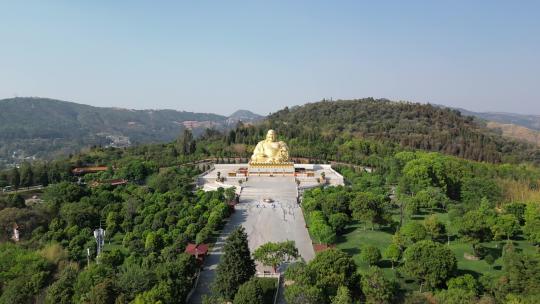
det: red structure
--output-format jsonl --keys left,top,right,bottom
{"left": 90, "top": 179, "right": 128, "bottom": 188}
{"left": 185, "top": 243, "right": 209, "bottom": 261}
{"left": 313, "top": 243, "right": 336, "bottom": 253}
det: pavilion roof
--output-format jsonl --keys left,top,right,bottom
{"left": 185, "top": 243, "right": 209, "bottom": 256}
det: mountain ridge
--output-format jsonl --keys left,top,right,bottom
{"left": 0, "top": 97, "right": 262, "bottom": 168}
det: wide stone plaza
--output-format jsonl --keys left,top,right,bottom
{"left": 189, "top": 130, "right": 344, "bottom": 303}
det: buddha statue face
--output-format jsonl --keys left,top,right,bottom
{"left": 266, "top": 130, "right": 277, "bottom": 142}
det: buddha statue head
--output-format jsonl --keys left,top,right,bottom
{"left": 266, "top": 130, "right": 277, "bottom": 142}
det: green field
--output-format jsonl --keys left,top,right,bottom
{"left": 336, "top": 210, "right": 537, "bottom": 290}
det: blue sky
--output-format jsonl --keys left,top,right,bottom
{"left": 1, "top": 1, "right": 539, "bottom": 115}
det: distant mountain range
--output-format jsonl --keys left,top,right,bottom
{"left": 0, "top": 97, "right": 263, "bottom": 168}
{"left": 1, "top": 96, "right": 539, "bottom": 168}
{"left": 445, "top": 107, "right": 540, "bottom": 146}
{"left": 455, "top": 108, "right": 540, "bottom": 131}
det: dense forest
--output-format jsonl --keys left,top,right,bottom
{"left": 1, "top": 99, "right": 540, "bottom": 303}
{"left": 262, "top": 99, "right": 540, "bottom": 164}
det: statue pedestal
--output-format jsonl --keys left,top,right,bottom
{"left": 248, "top": 162, "right": 295, "bottom": 176}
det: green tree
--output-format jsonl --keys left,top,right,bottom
{"left": 45, "top": 264, "right": 78, "bottom": 304}
{"left": 331, "top": 286, "right": 352, "bottom": 304}
{"left": 491, "top": 214, "right": 520, "bottom": 241}
{"left": 116, "top": 263, "right": 156, "bottom": 302}
{"left": 360, "top": 245, "right": 381, "bottom": 266}
{"left": 214, "top": 226, "right": 256, "bottom": 300}
{"left": 310, "top": 221, "right": 336, "bottom": 245}
{"left": 233, "top": 278, "right": 264, "bottom": 304}
{"left": 105, "top": 211, "right": 121, "bottom": 236}
{"left": 457, "top": 199, "right": 496, "bottom": 254}
{"left": 412, "top": 187, "right": 449, "bottom": 213}
{"left": 6, "top": 193, "right": 25, "bottom": 208}
{"left": 423, "top": 215, "right": 447, "bottom": 243}
{"left": 119, "top": 160, "right": 150, "bottom": 182}
{"left": 447, "top": 274, "right": 478, "bottom": 295}
{"left": 309, "top": 211, "right": 336, "bottom": 245}
{"left": 0, "top": 171, "right": 8, "bottom": 187}
{"left": 398, "top": 221, "right": 427, "bottom": 246}
{"left": 434, "top": 288, "right": 476, "bottom": 304}
{"left": 505, "top": 202, "right": 527, "bottom": 225}
{"left": 523, "top": 202, "right": 540, "bottom": 244}
{"left": 461, "top": 177, "right": 502, "bottom": 207}
{"left": 253, "top": 241, "right": 299, "bottom": 272}
{"left": 225, "top": 187, "right": 236, "bottom": 202}
{"left": 350, "top": 192, "right": 389, "bottom": 230}
{"left": 155, "top": 254, "right": 198, "bottom": 303}
{"left": 84, "top": 278, "right": 117, "bottom": 304}
{"left": 328, "top": 213, "right": 350, "bottom": 234}
{"left": 144, "top": 232, "right": 163, "bottom": 253}
{"left": 178, "top": 129, "right": 195, "bottom": 155}
{"left": 307, "top": 249, "right": 357, "bottom": 301}
{"left": 284, "top": 284, "right": 323, "bottom": 304}
{"left": 384, "top": 243, "right": 402, "bottom": 269}
{"left": 0, "top": 243, "right": 52, "bottom": 304}
{"left": 19, "top": 162, "right": 33, "bottom": 188}
{"left": 402, "top": 240, "right": 457, "bottom": 291}
{"left": 9, "top": 167, "right": 20, "bottom": 190}
{"left": 43, "top": 182, "right": 87, "bottom": 211}
{"left": 361, "top": 266, "right": 395, "bottom": 304}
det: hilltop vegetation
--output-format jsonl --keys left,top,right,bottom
{"left": 263, "top": 99, "right": 540, "bottom": 164}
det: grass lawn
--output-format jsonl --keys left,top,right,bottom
{"left": 336, "top": 209, "right": 537, "bottom": 285}
{"left": 337, "top": 223, "right": 393, "bottom": 275}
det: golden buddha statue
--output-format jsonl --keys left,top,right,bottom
{"left": 250, "top": 130, "right": 290, "bottom": 164}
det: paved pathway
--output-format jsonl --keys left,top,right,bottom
{"left": 188, "top": 215, "right": 245, "bottom": 303}
{"left": 189, "top": 176, "right": 314, "bottom": 304}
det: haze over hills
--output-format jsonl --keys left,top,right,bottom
{"left": 456, "top": 108, "right": 540, "bottom": 131}
{"left": 2, "top": 96, "right": 540, "bottom": 169}
{"left": 438, "top": 106, "right": 540, "bottom": 147}
{"left": 0, "top": 97, "right": 262, "bottom": 168}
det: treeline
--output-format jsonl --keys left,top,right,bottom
{"left": 220, "top": 98, "right": 540, "bottom": 164}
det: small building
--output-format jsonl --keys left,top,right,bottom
{"left": 313, "top": 243, "right": 336, "bottom": 253}
{"left": 185, "top": 243, "right": 209, "bottom": 262}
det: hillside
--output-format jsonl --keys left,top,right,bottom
{"left": 445, "top": 107, "right": 540, "bottom": 146}
{"left": 486, "top": 121, "right": 540, "bottom": 146}
{"left": 457, "top": 108, "right": 540, "bottom": 131}
{"left": 262, "top": 98, "right": 540, "bottom": 164}
{"left": 0, "top": 97, "right": 261, "bottom": 168}
{"left": 226, "top": 110, "right": 264, "bottom": 125}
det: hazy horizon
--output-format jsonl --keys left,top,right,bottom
{"left": 1, "top": 1, "right": 539, "bottom": 115}
{"left": 4, "top": 95, "right": 540, "bottom": 118}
